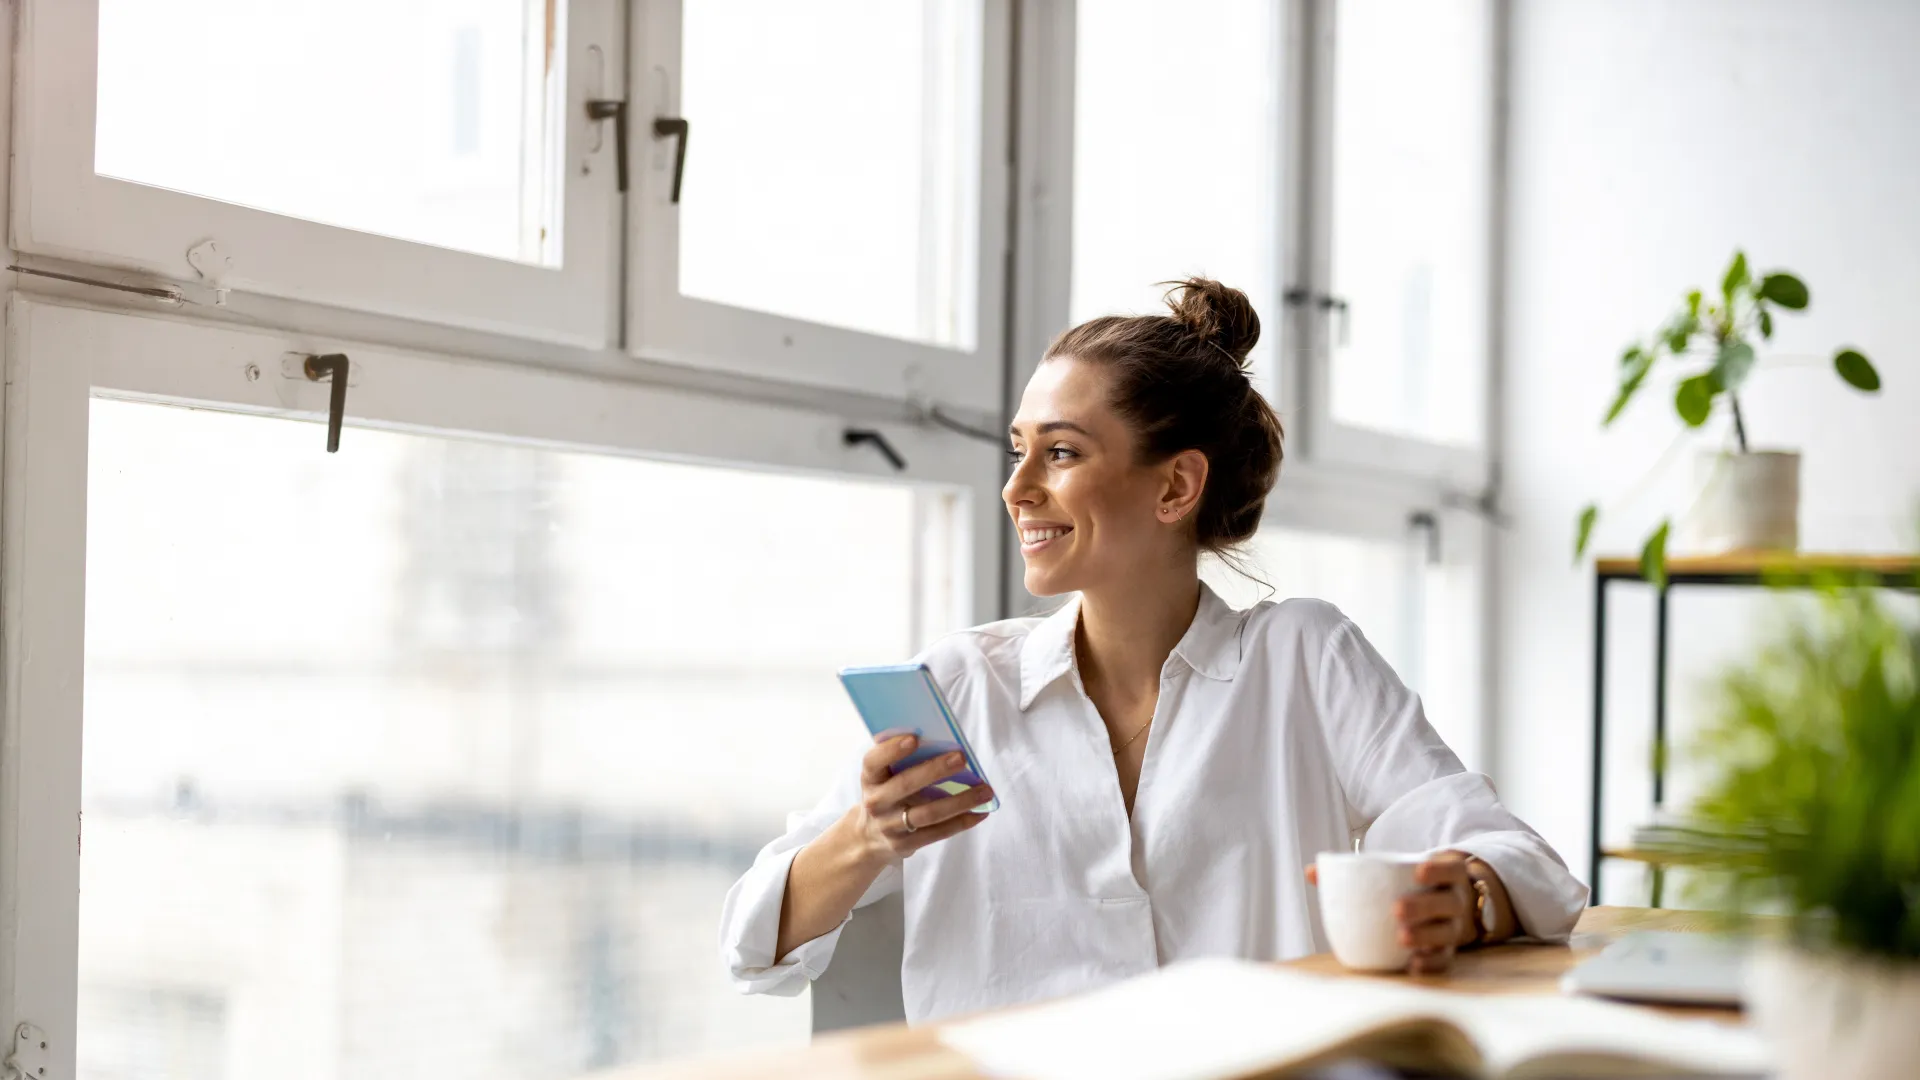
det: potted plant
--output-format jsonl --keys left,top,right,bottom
{"left": 1675, "top": 579, "right": 1920, "bottom": 1080}
{"left": 1573, "top": 251, "right": 1880, "bottom": 585}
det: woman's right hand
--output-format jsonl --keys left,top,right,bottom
{"left": 857, "top": 734, "right": 995, "bottom": 859}
{"left": 774, "top": 734, "right": 995, "bottom": 960}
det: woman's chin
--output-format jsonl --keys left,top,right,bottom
{"left": 1021, "top": 564, "right": 1078, "bottom": 599}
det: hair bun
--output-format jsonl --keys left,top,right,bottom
{"left": 1163, "top": 277, "right": 1261, "bottom": 366}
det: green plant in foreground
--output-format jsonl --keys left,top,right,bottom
{"left": 1676, "top": 581, "right": 1920, "bottom": 960}
{"left": 1573, "top": 251, "right": 1882, "bottom": 587}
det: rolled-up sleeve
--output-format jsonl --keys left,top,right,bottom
{"left": 1312, "top": 614, "right": 1588, "bottom": 941}
{"left": 718, "top": 762, "right": 903, "bottom": 995}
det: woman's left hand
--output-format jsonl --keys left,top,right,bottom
{"left": 1394, "top": 851, "right": 1475, "bottom": 974}
{"left": 1307, "top": 850, "right": 1478, "bottom": 974}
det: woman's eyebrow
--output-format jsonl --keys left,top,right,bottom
{"left": 1008, "top": 420, "right": 1093, "bottom": 438}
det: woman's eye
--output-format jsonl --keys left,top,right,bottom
{"left": 1007, "top": 446, "right": 1075, "bottom": 469}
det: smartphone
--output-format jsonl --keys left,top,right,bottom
{"left": 838, "top": 663, "right": 1000, "bottom": 813}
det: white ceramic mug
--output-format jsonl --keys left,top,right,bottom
{"left": 1315, "top": 851, "right": 1426, "bottom": 971}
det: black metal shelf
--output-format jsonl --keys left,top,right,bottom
{"left": 1588, "top": 553, "right": 1919, "bottom": 905}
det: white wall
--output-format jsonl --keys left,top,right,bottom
{"left": 1498, "top": 0, "right": 1920, "bottom": 897}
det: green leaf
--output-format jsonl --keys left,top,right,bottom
{"left": 1665, "top": 316, "right": 1696, "bottom": 354}
{"left": 1574, "top": 504, "right": 1599, "bottom": 561}
{"left": 1758, "top": 309, "right": 1774, "bottom": 339}
{"left": 1676, "top": 373, "right": 1718, "bottom": 426}
{"left": 1640, "top": 521, "right": 1670, "bottom": 590}
{"left": 1722, "top": 250, "right": 1750, "bottom": 304}
{"left": 1604, "top": 345, "right": 1656, "bottom": 425}
{"left": 1759, "top": 272, "right": 1809, "bottom": 309}
{"left": 1687, "top": 290, "right": 1702, "bottom": 318}
{"left": 1834, "top": 348, "right": 1881, "bottom": 392}
{"left": 1715, "top": 341, "right": 1757, "bottom": 393}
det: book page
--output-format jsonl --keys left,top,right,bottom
{"left": 936, "top": 960, "right": 1768, "bottom": 1080}
{"left": 937, "top": 960, "right": 1469, "bottom": 1080}
{"left": 1449, "top": 993, "right": 1769, "bottom": 1078}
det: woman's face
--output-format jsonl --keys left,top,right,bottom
{"left": 1004, "top": 358, "right": 1201, "bottom": 598}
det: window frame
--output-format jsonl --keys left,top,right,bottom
{"left": 0, "top": 0, "right": 1517, "bottom": 1056}
{"left": 624, "top": 0, "right": 1014, "bottom": 412}
{"left": 11, "top": 0, "right": 625, "bottom": 346}
{"left": 0, "top": 294, "right": 1003, "bottom": 1075}
{"left": 1289, "top": 0, "right": 1500, "bottom": 490}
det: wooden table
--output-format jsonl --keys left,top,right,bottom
{"left": 610, "top": 907, "right": 1737, "bottom": 1080}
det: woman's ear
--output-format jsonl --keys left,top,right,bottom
{"left": 1155, "top": 449, "right": 1208, "bottom": 526}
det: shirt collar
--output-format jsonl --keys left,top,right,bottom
{"left": 1017, "top": 582, "right": 1244, "bottom": 710}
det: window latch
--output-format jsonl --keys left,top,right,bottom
{"left": 1318, "top": 294, "right": 1352, "bottom": 347}
{"left": 303, "top": 353, "right": 350, "bottom": 453}
{"left": 586, "top": 99, "right": 629, "bottom": 192}
{"left": 844, "top": 428, "right": 907, "bottom": 472}
{"left": 652, "top": 117, "right": 690, "bottom": 203}
{"left": 1408, "top": 510, "right": 1441, "bottom": 567}
{"left": 3, "top": 1022, "right": 48, "bottom": 1080}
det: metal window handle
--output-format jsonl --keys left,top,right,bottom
{"left": 652, "top": 116, "right": 690, "bottom": 203}
{"left": 303, "top": 353, "right": 350, "bottom": 453}
{"left": 1408, "top": 509, "right": 1441, "bottom": 566}
{"left": 844, "top": 428, "right": 907, "bottom": 471}
{"left": 1282, "top": 288, "right": 1352, "bottom": 347}
{"left": 587, "top": 99, "right": 628, "bottom": 192}
{"left": 1317, "top": 294, "right": 1352, "bottom": 347}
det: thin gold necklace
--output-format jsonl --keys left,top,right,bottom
{"left": 1112, "top": 718, "right": 1152, "bottom": 756}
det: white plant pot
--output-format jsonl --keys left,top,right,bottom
{"left": 1674, "top": 449, "right": 1800, "bottom": 554}
{"left": 1746, "top": 944, "right": 1920, "bottom": 1080}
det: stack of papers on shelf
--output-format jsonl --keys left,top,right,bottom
{"left": 1630, "top": 813, "right": 1767, "bottom": 859}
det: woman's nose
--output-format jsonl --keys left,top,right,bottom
{"left": 1003, "top": 458, "right": 1040, "bottom": 507}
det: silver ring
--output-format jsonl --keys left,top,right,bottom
{"left": 900, "top": 807, "right": 917, "bottom": 834}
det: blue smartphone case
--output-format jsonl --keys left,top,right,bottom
{"left": 838, "top": 663, "right": 1000, "bottom": 813}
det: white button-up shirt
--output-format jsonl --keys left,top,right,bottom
{"left": 720, "top": 586, "right": 1587, "bottom": 1022}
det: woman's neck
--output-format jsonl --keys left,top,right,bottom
{"left": 1075, "top": 567, "right": 1202, "bottom": 692}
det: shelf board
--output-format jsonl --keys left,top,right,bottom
{"left": 1593, "top": 552, "right": 1920, "bottom": 580}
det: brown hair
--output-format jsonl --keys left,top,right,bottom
{"left": 1043, "top": 278, "right": 1284, "bottom": 552}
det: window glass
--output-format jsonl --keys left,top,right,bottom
{"left": 1069, "top": 0, "right": 1285, "bottom": 397}
{"left": 95, "top": 0, "right": 562, "bottom": 264}
{"left": 678, "top": 0, "right": 982, "bottom": 348}
{"left": 1327, "top": 0, "right": 1492, "bottom": 446}
{"left": 79, "top": 400, "right": 960, "bottom": 1078}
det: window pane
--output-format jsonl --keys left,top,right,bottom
{"left": 1328, "top": 0, "right": 1491, "bottom": 446}
{"left": 678, "top": 0, "right": 982, "bottom": 349}
{"left": 95, "top": 0, "right": 562, "bottom": 265}
{"left": 1071, "top": 0, "right": 1284, "bottom": 397}
{"left": 80, "top": 401, "right": 961, "bottom": 1079}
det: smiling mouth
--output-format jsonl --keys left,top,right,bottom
{"left": 1019, "top": 525, "right": 1073, "bottom": 550}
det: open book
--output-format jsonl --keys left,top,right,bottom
{"left": 938, "top": 959, "right": 1768, "bottom": 1080}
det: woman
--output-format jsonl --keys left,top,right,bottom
{"left": 720, "top": 279, "right": 1586, "bottom": 1022}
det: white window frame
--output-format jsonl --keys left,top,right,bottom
{"left": 0, "top": 295, "right": 1004, "bottom": 1075}
{"left": 11, "top": 0, "right": 625, "bottom": 347}
{"left": 1288, "top": 0, "right": 1498, "bottom": 491}
{"left": 625, "top": 0, "right": 1014, "bottom": 412}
